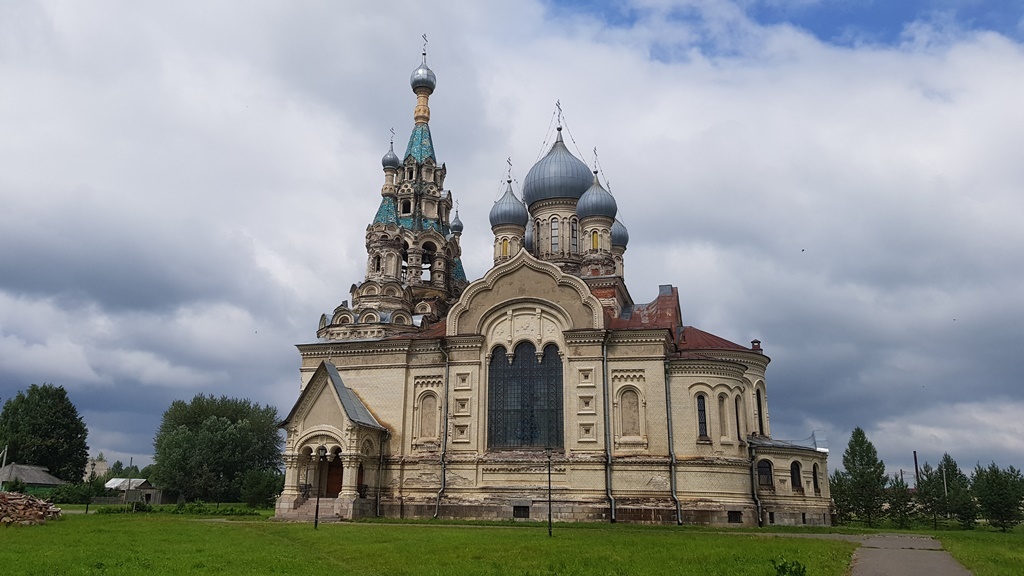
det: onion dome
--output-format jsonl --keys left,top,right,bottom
{"left": 450, "top": 210, "right": 464, "bottom": 234}
{"left": 410, "top": 54, "right": 436, "bottom": 93}
{"left": 381, "top": 140, "right": 401, "bottom": 169}
{"left": 522, "top": 127, "right": 592, "bottom": 206}
{"left": 576, "top": 171, "right": 618, "bottom": 220}
{"left": 489, "top": 180, "right": 529, "bottom": 228}
{"left": 611, "top": 218, "right": 629, "bottom": 248}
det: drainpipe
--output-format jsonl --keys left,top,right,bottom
{"left": 376, "top": 429, "right": 389, "bottom": 517}
{"left": 434, "top": 338, "right": 451, "bottom": 518}
{"left": 749, "top": 444, "right": 763, "bottom": 527}
{"left": 601, "top": 330, "right": 616, "bottom": 522}
{"left": 663, "top": 361, "right": 682, "bottom": 525}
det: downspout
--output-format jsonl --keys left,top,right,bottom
{"left": 375, "top": 429, "right": 389, "bottom": 517}
{"left": 749, "top": 444, "right": 763, "bottom": 527}
{"left": 433, "top": 338, "right": 451, "bottom": 518}
{"left": 601, "top": 330, "right": 616, "bottom": 522}
{"left": 663, "top": 360, "right": 682, "bottom": 525}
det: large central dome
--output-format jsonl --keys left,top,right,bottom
{"left": 522, "top": 128, "right": 592, "bottom": 207}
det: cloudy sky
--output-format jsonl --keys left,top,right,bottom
{"left": 2, "top": 0, "right": 1022, "bottom": 479}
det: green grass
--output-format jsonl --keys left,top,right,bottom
{"left": 937, "top": 526, "right": 1024, "bottom": 576}
{"left": 0, "top": 515, "right": 855, "bottom": 576}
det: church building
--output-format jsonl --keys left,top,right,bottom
{"left": 274, "top": 53, "right": 832, "bottom": 526}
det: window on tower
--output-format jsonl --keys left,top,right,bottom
{"left": 550, "top": 219, "right": 559, "bottom": 254}
{"left": 570, "top": 219, "right": 578, "bottom": 254}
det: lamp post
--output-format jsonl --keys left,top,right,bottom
{"left": 314, "top": 445, "right": 327, "bottom": 530}
{"left": 85, "top": 461, "right": 96, "bottom": 514}
{"left": 547, "top": 449, "right": 553, "bottom": 537}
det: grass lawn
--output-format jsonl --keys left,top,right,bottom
{"left": 0, "top": 515, "right": 855, "bottom": 576}
{"left": 937, "top": 526, "right": 1024, "bottom": 576}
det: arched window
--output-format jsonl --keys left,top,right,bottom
{"left": 620, "top": 389, "right": 640, "bottom": 437}
{"left": 734, "top": 396, "right": 743, "bottom": 440}
{"left": 757, "top": 460, "right": 773, "bottom": 488}
{"left": 550, "top": 219, "right": 559, "bottom": 253}
{"left": 696, "top": 394, "right": 708, "bottom": 438}
{"left": 591, "top": 230, "right": 599, "bottom": 251}
{"left": 570, "top": 219, "right": 578, "bottom": 254}
{"left": 756, "top": 389, "right": 765, "bottom": 435}
{"left": 401, "top": 199, "right": 412, "bottom": 214}
{"left": 374, "top": 255, "right": 382, "bottom": 273}
{"left": 501, "top": 238, "right": 509, "bottom": 257}
{"left": 419, "top": 394, "right": 438, "bottom": 438}
{"left": 488, "top": 342, "right": 563, "bottom": 449}
{"left": 812, "top": 464, "right": 821, "bottom": 494}
{"left": 718, "top": 394, "right": 728, "bottom": 437}
{"left": 790, "top": 461, "right": 803, "bottom": 493}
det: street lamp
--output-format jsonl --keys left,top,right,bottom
{"left": 86, "top": 461, "right": 96, "bottom": 514}
{"left": 547, "top": 448, "right": 553, "bottom": 537}
{"left": 314, "top": 445, "right": 327, "bottom": 530}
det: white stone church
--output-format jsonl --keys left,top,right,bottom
{"left": 274, "top": 53, "right": 831, "bottom": 526}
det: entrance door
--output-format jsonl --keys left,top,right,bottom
{"left": 325, "top": 459, "right": 343, "bottom": 497}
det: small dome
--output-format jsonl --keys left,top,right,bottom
{"left": 576, "top": 172, "right": 617, "bottom": 220}
{"left": 381, "top": 141, "right": 401, "bottom": 169}
{"left": 522, "top": 128, "right": 592, "bottom": 206}
{"left": 450, "top": 210, "right": 464, "bottom": 233}
{"left": 611, "top": 218, "right": 629, "bottom": 247}
{"left": 410, "top": 54, "right": 436, "bottom": 93}
{"left": 524, "top": 219, "right": 534, "bottom": 252}
{"left": 489, "top": 180, "right": 529, "bottom": 228}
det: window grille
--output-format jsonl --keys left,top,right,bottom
{"left": 696, "top": 395, "right": 708, "bottom": 438}
{"left": 757, "top": 460, "right": 773, "bottom": 487}
{"left": 487, "top": 342, "right": 564, "bottom": 449}
{"left": 550, "top": 220, "right": 559, "bottom": 254}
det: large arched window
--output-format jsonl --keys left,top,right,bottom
{"left": 812, "top": 463, "right": 821, "bottom": 494}
{"left": 757, "top": 460, "right": 773, "bottom": 488}
{"left": 696, "top": 394, "right": 708, "bottom": 438}
{"left": 756, "top": 389, "right": 766, "bottom": 435}
{"left": 488, "top": 342, "right": 563, "bottom": 449}
{"left": 790, "top": 461, "right": 803, "bottom": 493}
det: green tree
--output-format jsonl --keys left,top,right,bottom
{"left": 152, "top": 395, "right": 282, "bottom": 502}
{"left": 0, "top": 384, "right": 89, "bottom": 482}
{"left": 972, "top": 463, "right": 1024, "bottom": 532}
{"left": 842, "top": 427, "right": 887, "bottom": 527}
{"left": 938, "top": 454, "right": 975, "bottom": 529}
{"left": 916, "top": 462, "right": 945, "bottom": 528}
{"left": 887, "top": 473, "right": 914, "bottom": 529}
{"left": 239, "top": 469, "right": 285, "bottom": 508}
{"left": 828, "top": 469, "right": 852, "bottom": 525}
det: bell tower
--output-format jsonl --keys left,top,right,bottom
{"left": 317, "top": 51, "right": 468, "bottom": 341}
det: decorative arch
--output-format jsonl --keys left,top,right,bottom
{"left": 755, "top": 386, "right": 767, "bottom": 436}
{"left": 718, "top": 393, "right": 729, "bottom": 438}
{"left": 361, "top": 312, "right": 378, "bottom": 323}
{"left": 617, "top": 386, "right": 643, "bottom": 438}
{"left": 415, "top": 391, "right": 440, "bottom": 442}
{"left": 487, "top": 342, "right": 563, "bottom": 449}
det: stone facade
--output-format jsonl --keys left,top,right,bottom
{"left": 274, "top": 55, "right": 831, "bottom": 527}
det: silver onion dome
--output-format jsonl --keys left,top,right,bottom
{"left": 381, "top": 141, "right": 401, "bottom": 169}
{"left": 522, "top": 127, "right": 592, "bottom": 207}
{"left": 576, "top": 172, "right": 618, "bottom": 220}
{"left": 611, "top": 218, "right": 629, "bottom": 247}
{"left": 410, "top": 54, "right": 436, "bottom": 93}
{"left": 450, "top": 210, "right": 464, "bottom": 233}
{"left": 489, "top": 180, "right": 529, "bottom": 228}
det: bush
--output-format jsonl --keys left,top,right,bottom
{"left": 239, "top": 469, "right": 283, "bottom": 508}
{"left": 4, "top": 478, "right": 27, "bottom": 493}
{"left": 771, "top": 558, "right": 807, "bottom": 576}
{"left": 170, "top": 500, "right": 259, "bottom": 516}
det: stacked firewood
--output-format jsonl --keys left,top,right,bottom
{"left": 0, "top": 492, "right": 62, "bottom": 525}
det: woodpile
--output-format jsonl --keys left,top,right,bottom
{"left": 0, "top": 492, "right": 62, "bottom": 525}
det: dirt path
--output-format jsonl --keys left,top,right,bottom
{"left": 849, "top": 534, "right": 971, "bottom": 576}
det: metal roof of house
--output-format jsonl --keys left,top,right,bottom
{"left": 104, "top": 478, "right": 152, "bottom": 490}
{"left": 0, "top": 463, "right": 67, "bottom": 486}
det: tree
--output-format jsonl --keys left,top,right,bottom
{"left": 841, "top": 427, "right": 888, "bottom": 527}
{"left": 0, "top": 384, "right": 89, "bottom": 482}
{"left": 916, "top": 462, "right": 945, "bottom": 528}
{"left": 887, "top": 473, "right": 914, "bottom": 529}
{"left": 152, "top": 395, "right": 282, "bottom": 502}
{"left": 938, "top": 453, "right": 976, "bottom": 529}
{"left": 972, "top": 463, "right": 1024, "bottom": 532}
{"left": 828, "top": 469, "right": 852, "bottom": 525}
